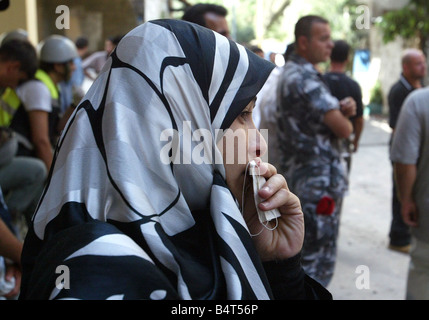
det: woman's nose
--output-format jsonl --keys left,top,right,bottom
{"left": 248, "top": 128, "right": 267, "bottom": 160}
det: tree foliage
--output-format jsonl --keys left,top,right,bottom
{"left": 378, "top": 0, "right": 429, "bottom": 49}
{"left": 173, "top": 0, "right": 292, "bottom": 43}
{"left": 172, "top": 0, "right": 355, "bottom": 46}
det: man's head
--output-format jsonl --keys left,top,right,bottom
{"left": 294, "top": 15, "right": 334, "bottom": 65}
{"left": 38, "top": 35, "right": 78, "bottom": 83}
{"left": 250, "top": 45, "right": 264, "bottom": 58}
{"left": 330, "top": 40, "right": 350, "bottom": 64}
{"left": 0, "top": 39, "right": 37, "bottom": 88}
{"left": 402, "top": 49, "right": 427, "bottom": 82}
{"left": 75, "top": 36, "right": 89, "bottom": 58}
{"left": 105, "top": 35, "right": 123, "bottom": 55}
{"left": 0, "top": 29, "right": 28, "bottom": 47}
{"left": 182, "top": 3, "right": 230, "bottom": 39}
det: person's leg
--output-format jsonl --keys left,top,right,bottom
{"left": 301, "top": 197, "right": 341, "bottom": 287}
{"left": 0, "top": 157, "right": 47, "bottom": 225}
{"left": 389, "top": 173, "right": 411, "bottom": 250}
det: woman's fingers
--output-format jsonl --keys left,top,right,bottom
{"left": 258, "top": 173, "right": 283, "bottom": 197}
{"left": 249, "top": 158, "right": 276, "bottom": 176}
{"left": 258, "top": 187, "right": 289, "bottom": 211}
{"left": 248, "top": 159, "right": 297, "bottom": 214}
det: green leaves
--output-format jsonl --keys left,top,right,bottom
{"left": 378, "top": 0, "right": 429, "bottom": 46}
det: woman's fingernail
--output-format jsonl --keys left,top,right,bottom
{"left": 261, "top": 186, "right": 270, "bottom": 192}
{"left": 260, "top": 201, "right": 270, "bottom": 209}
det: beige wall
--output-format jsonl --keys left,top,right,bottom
{"left": 36, "top": 0, "right": 144, "bottom": 52}
{"left": 0, "top": 0, "right": 38, "bottom": 45}
{"left": 0, "top": 1, "right": 27, "bottom": 34}
{"left": 0, "top": 0, "right": 167, "bottom": 52}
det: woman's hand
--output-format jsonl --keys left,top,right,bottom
{"left": 242, "top": 160, "right": 304, "bottom": 261}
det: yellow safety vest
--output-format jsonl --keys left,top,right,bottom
{"left": 8, "top": 70, "right": 62, "bottom": 153}
{"left": 35, "top": 69, "right": 60, "bottom": 101}
{"left": 0, "top": 87, "right": 21, "bottom": 126}
{"left": 0, "top": 69, "right": 60, "bottom": 127}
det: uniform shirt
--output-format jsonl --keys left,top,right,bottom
{"left": 390, "top": 87, "right": 429, "bottom": 243}
{"left": 277, "top": 53, "right": 348, "bottom": 199}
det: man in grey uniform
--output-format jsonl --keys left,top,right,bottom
{"left": 276, "top": 15, "right": 356, "bottom": 286}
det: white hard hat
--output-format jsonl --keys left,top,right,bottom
{"left": 38, "top": 35, "right": 78, "bottom": 63}
{"left": 0, "top": 28, "right": 28, "bottom": 46}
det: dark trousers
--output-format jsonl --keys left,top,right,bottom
{"left": 389, "top": 171, "right": 411, "bottom": 246}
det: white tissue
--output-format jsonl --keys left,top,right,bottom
{"left": 248, "top": 160, "right": 281, "bottom": 223}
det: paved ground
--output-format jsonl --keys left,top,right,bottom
{"left": 326, "top": 115, "right": 410, "bottom": 300}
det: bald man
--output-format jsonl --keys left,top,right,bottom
{"left": 387, "top": 48, "right": 427, "bottom": 254}
{"left": 389, "top": 49, "right": 427, "bottom": 130}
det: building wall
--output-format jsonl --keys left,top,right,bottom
{"left": 0, "top": 0, "right": 38, "bottom": 45}
{"left": 366, "top": 0, "right": 417, "bottom": 114}
{"left": 0, "top": 1, "right": 28, "bottom": 33}
{"left": 36, "top": 0, "right": 142, "bottom": 52}
{"left": 0, "top": 0, "right": 174, "bottom": 55}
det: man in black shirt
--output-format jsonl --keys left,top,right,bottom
{"left": 324, "top": 40, "right": 364, "bottom": 174}
{"left": 387, "top": 48, "right": 426, "bottom": 253}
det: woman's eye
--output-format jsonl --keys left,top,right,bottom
{"left": 240, "top": 111, "right": 252, "bottom": 120}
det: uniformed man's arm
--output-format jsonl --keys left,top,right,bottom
{"left": 304, "top": 76, "right": 356, "bottom": 139}
{"left": 323, "top": 109, "right": 353, "bottom": 138}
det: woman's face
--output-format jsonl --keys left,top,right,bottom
{"left": 217, "top": 99, "right": 267, "bottom": 206}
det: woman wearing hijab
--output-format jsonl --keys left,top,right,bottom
{"left": 19, "top": 19, "right": 330, "bottom": 300}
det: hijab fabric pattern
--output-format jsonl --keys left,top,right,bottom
{"left": 19, "top": 19, "right": 275, "bottom": 300}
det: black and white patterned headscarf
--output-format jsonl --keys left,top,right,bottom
{"left": 20, "top": 19, "right": 275, "bottom": 300}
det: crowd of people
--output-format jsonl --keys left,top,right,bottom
{"left": 0, "top": 27, "right": 122, "bottom": 299}
{"left": 0, "top": 2, "right": 427, "bottom": 300}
